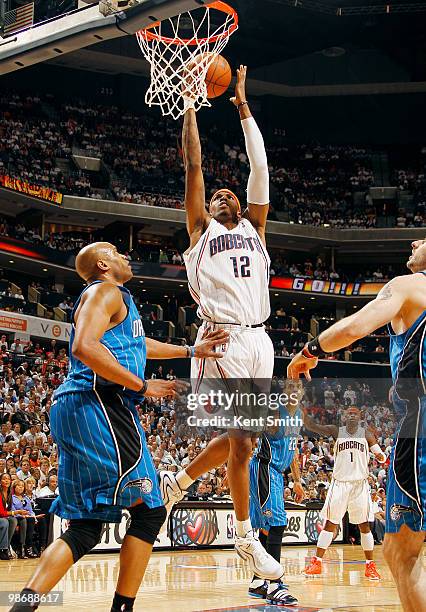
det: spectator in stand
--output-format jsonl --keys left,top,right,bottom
{"left": 0, "top": 472, "right": 18, "bottom": 560}
{"left": 10, "top": 338, "right": 24, "bottom": 354}
{"left": 343, "top": 385, "right": 357, "bottom": 406}
{"left": 0, "top": 335, "right": 8, "bottom": 349}
{"left": 24, "top": 476, "right": 48, "bottom": 554}
{"left": 36, "top": 474, "right": 58, "bottom": 498}
{"left": 11, "top": 479, "right": 37, "bottom": 558}
{"left": 16, "top": 458, "right": 32, "bottom": 481}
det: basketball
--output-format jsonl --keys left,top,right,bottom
{"left": 205, "top": 54, "right": 232, "bottom": 99}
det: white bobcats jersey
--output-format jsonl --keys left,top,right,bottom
{"left": 333, "top": 426, "right": 369, "bottom": 482}
{"left": 184, "top": 218, "right": 270, "bottom": 325}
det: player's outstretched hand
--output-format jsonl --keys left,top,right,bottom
{"left": 144, "top": 379, "right": 189, "bottom": 399}
{"left": 287, "top": 351, "right": 318, "bottom": 381}
{"left": 229, "top": 64, "right": 247, "bottom": 107}
{"left": 194, "top": 328, "right": 229, "bottom": 359}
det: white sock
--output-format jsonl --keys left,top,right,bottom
{"left": 360, "top": 531, "right": 374, "bottom": 553}
{"left": 267, "top": 581, "right": 284, "bottom": 593}
{"left": 317, "top": 528, "right": 334, "bottom": 551}
{"left": 176, "top": 470, "right": 194, "bottom": 491}
{"left": 250, "top": 578, "right": 265, "bottom": 588}
{"left": 236, "top": 518, "right": 252, "bottom": 537}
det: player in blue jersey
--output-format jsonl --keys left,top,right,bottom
{"left": 9, "top": 242, "right": 228, "bottom": 612}
{"left": 248, "top": 398, "right": 304, "bottom": 606}
{"left": 287, "top": 238, "right": 426, "bottom": 612}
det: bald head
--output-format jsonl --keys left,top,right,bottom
{"left": 75, "top": 242, "right": 132, "bottom": 283}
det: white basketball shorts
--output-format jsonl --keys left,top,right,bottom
{"left": 191, "top": 321, "right": 274, "bottom": 381}
{"left": 320, "top": 478, "right": 372, "bottom": 525}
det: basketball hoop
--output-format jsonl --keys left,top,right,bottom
{"left": 136, "top": 2, "right": 238, "bottom": 120}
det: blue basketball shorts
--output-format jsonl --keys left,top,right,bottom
{"left": 386, "top": 396, "right": 426, "bottom": 533}
{"left": 249, "top": 458, "right": 286, "bottom": 531}
{"left": 49, "top": 386, "right": 163, "bottom": 523}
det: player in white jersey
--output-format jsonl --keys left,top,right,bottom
{"left": 301, "top": 406, "right": 387, "bottom": 580}
{"left": 160, "top": 66, "right": 284, "bottom": 582}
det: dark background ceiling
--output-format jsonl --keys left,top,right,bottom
{"left": 84, "top": 0, "right": 426, "bottom": 86}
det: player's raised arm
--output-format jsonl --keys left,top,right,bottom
{"left": 182, "top": 108, "right": 210, "bottom": 247}
{"left": 231, "top": 65, "right": 269, "bottom": 245}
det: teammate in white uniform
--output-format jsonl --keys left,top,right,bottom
{"left": 160, "top": 66, "right": 283, "bottom": 582}
{"left": 301, "top": 406, "right": 387, "bottom": 580}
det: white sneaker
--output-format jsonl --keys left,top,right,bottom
{"left": 159, "top": 471, "right": 185, "bottom": 533}
{"left": 235, "top": 530, "right": 283, "bottom": 580}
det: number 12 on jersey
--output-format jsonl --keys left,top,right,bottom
{"left": 230, "top": 255, "right": 251, "bottom": 278}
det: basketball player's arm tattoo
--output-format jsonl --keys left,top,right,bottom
{"left": 182, "top": 109, "right": 209, "bottom": 240}
{"left": 377, "top": 285, "right": 392, "bottom": 300}
{"left": 72, "top": 283, "right": 145, "bottom": 391}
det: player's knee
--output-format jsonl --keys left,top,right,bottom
{"left": 323, "top": 520, "right": 338, "bottom": 533}
{"left": 383, "top": 529, "right": 423, "bottom": 569}
{"left": 127, "top": 503, "right": 166, "bottom": 545}
{"left": 229, "top": 438, "right": 252, "bottom": 463}
{"left": 59, "top": 519, "right": 103, "bottom": 563}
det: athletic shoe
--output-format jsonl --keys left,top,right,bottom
{"left": 303, "top": 556, "right": 322, "bottom": 576}
{"left": 365, "top": 561, "right": 381, "bottom": 581}
{"left": 266, "top": 582, "right": 299, "bottom": 606}
{"left": 25, "top": 546, "right": 38, "bottom": 559}
{"left": 235, "top": 530, "right": 283, "bottom": 580}
{"left": 248, "top": 580, "right": 268, "bottom": 599}
{"left": 159, "top": 471, "right": 185, "bottom": 532}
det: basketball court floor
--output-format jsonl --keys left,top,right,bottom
{"left": 2, "top": 544, "right": 424, "bottom": 611}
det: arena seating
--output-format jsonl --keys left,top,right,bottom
{"left": 1, "top": 92, "right": 425, "bottom": 229}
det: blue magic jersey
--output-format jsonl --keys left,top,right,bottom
{"left": 387, "top": 286, "right": 426, "bottom": 533}
{"left": 55, "top": 280, "right": 146, "bottom": 398}
{"left": 255, "top": 406, "right": 302, "bottom": 472}
{"left": 389, "top": 309, "right": 426, "bottom": 407}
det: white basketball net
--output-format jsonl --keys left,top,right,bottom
{"left": 136, "top": 2, "right": 238, "bottom": 120}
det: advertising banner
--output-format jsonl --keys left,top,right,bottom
{"left": 52, "top": 504, "right": 343, "bottom": 552}
{"left": 0, "top": 310, "right": 71, "bottom": 341}
{"left": 0, "top": 174, "right": 63, "bottom": 204}
{"left": 270, "top": 276, "right": 385, "bottom": 297}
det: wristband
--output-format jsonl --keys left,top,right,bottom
{"left": 237, "top": 101, "right": 248, "bottom": 109}
{"left": 139, "top": 380, "right": 148, "bottom": 395}
{"left": 371, "top": 444, "right": 386, "bottom": 462}
{"left": 302, "top": 336, "right": 325, "bottom": 359}
{"left": 184, "top": 345, "right": 196, "bottom": 358}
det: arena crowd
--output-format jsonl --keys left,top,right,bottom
{"left": 1, "top": 93, "right": 425, "bottom": 229}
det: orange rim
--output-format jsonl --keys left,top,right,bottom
{"left": 137, "top": 1, "right": 238, "bottom": 46}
